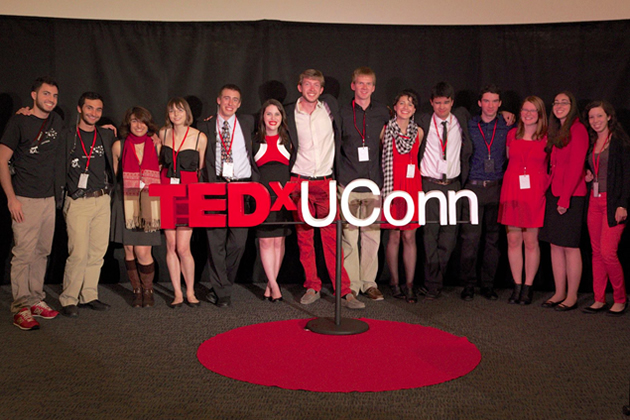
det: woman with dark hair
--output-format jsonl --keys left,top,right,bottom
{"left": 111, "top": 107, "right": 161, "bottom": 308}
{"left": 381, "top": 90, "right": 424, "bottom": 303}
{"left": 539, "top": 91, "right": 589, "bottom": 311}
{"left": 582, "top": 100, "right": 630, "bottom": 316}
{"left": 253, "top": 99, "right": 293, "bottom": 302}
{"left": 158, "top": 98, "right": 207, "bottom": 308}
{"left": 498, "top": 96, "right": 549, "bottom": 304}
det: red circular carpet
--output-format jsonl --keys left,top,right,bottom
{"left": 197, "top": 318, "right": 481, "bottom": 392}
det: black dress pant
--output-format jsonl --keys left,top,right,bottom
{"left": 459, "top": 181, "right": 501, "bottom": 289}
{"left": 206, "top": 226, "right": 249, "bottom": 298}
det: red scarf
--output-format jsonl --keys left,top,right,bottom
{"left": 122, "top": 134, "right": 161, "bottom": 231}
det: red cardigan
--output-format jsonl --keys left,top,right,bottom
{"left": 549, "top": 119, "right": 589, "bottom": 209}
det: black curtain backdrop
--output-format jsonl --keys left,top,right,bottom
{"left": 1, "top": 15, "right": 629, "bottom": 289}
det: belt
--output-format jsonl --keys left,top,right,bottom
{"left": 468, "top": 179, "right": 501, "bottom": 187}
{"left": 422, "top": 176, "right": 458, "bottom": 186}
{"left": 221, "top": 177, "right": 252, "bottom": 183}
{"left": 290, "top": 173, "right": 333, "bottom": 181}
{"left": 83, "top": 188, "right": 110, "bottom": 198}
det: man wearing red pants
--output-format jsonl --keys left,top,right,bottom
{"left": 285, "top": 69, "right": 364, "bottom": 309}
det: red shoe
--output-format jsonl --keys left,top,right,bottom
{"left": 13, "top": 308, "right": 40, "bottom": 331}
{"left": 30, "top": 301, "right": 60, "bottom": 319}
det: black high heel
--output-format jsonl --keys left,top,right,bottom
{"left": 269, "top": 296, "right": 283, "bottom": 303}
{"left": 508, "top": 284, "right": 521, "bottom": 304}
{"left": 519, "top": 285, "right": 533, "bottom": 305}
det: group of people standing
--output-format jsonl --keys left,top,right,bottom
{"left": 1, "top": 68, "right": 628, "bottom": 331}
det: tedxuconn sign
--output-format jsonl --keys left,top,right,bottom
{"left": 149, "top": 179, "right": 479, "bottom": 229}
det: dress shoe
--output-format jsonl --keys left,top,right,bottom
{"left": 555, "top": 302, "right": 578, "bottom": 312}
{"left": 269, "top": 296, "right": 283, "bottom": 303}
{"left": 186, "top": 297, "right": 200, "bottom": 307}
{"left": 581, "top": 304, "right": 609, "bottom": 314}
{"left": 364, "top": 287, "right": 384, "bottom": 301}
{"left": 169, "top": 301, "right": 183, "bottom": 309}
{"left": 300, "top": 288, "right": 321, "bottom": 305}
{"left": 418, "top": 286, "right": 440, "bottom": 301}
{"left": 61, "top": 305, "right": 79, "bottom": 317}
{"left": 606, "top": 302, "right": 627, "bottom": 317}
{"left": 216, "top": 296, "right": 231, "bottom": 308}
{"left": 519, "top": 285, "right": 533, "bottom": 305}
{"left": 460, "top": 286, "right": 474, "bottom": 301}
{"left": 480, "top": 287, "right": 498, "bottom": 300}
{"left": 541, "top": 300, "right": 561, "bottom": 308}
{"left": 508, "top": 285, "right": 521, "bottom": 304}
{"left": 81, "top": 300, "right": 110, "bottom": 311}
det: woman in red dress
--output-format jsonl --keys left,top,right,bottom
{"left": 381, "top": 90, "right": 424, "bottom": 303}
{"left": 539, "top": 92, "right": 589, "bottom": 311}
{"left": 158, "top": 98, "right": 207, "bottom": 308}
{"left": 498, "top": 96, "right": 548, "bottom": 304}
{"left": 582, "top": 101, "right": 630, "bottom": 316}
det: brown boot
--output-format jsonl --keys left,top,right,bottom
{"left": 138, "top": 261, "right": 155, "bottom": 308}
{"left": 126, "top": 260, "right": 142, "bottom": 308}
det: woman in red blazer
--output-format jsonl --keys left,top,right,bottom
{"left": 539, "top": 92, "right": 589, "bottom": 311}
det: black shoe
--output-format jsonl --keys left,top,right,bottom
{"left": 519, "top": 285, "right": 533, "bottom": 305}
{"left": 606, "top": 302, "right": 627, "bottom": 317}
{"left": 419, "top": 286, "right": 440, "bottom": 301}
{"left": 541, "top": 300, "right": 561, "bottom": 308}
{"left": 480, "top": 287, "right": 498, "bottom": 301}
{"left": 61, "top": 305, "right": 79, "bottom": 317}
{"left": 582, "top": 304, "right": 609, "bottom": 314}
{"left": 508, "top": 285, "right": 521, "bottom": 304}
{"left": 81, "top": 300, "right": 110, "bottom": 311}
{"left": 269, "top": 296, "right": 283, "bottom": 303}
{"left": 555, "top": 302, "right": 578, "bottom": 312}
{"left": 216, "top": 296, "right": 231, "bottom": 308}
{"left": 402, "top": 286, "right": 417, "bottom": 303}
{"left": 460, "top": 286, "right": 474, "bottom": 301}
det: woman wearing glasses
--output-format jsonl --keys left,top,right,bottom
{"left": 539, "top": 92, "right": 589, "bottom": 311}
{"left": 582, "top": 101, "right": 630, "bottom": 316}
{"left": 498, "top": 96, "right": 549, "bottom": 304}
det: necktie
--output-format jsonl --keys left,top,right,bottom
{"left": 441, "top": 120, "right": 448, "bottom": 180}
{"left": 221, "top": 120, "right": 232, "bottom": 164}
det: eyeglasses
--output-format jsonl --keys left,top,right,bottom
{"left": 552, "top": 101, "right": 571, "bottom": 107}
{"left": 520, "top": 109, "right": 538, "bottom": 114}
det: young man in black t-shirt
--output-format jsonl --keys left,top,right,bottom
{"left": 58, "top": 92, "right": 115, "bottom": 317}
{"left": 0, "top": 77, "right": 63, "bottom": 330}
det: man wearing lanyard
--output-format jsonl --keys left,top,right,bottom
{"left": 0, "top": 77, "right": 63, "bottom": 330}
{"left": 459, "top": 85, "right": 514, "bottom": 301}
{"left": 59, "top": 92, "right": 116, "bottom": 316}
{"left": 285, "top": 69, "right": 364, "bottom": 309}
{"left": 417, "top": 82, "right": 473, "bottom": 301}
{"left": 338, "top": 67, "right": 389, "bottom": 301}
{"left": 197, "top": 84, "right": 258, "bottom": 308}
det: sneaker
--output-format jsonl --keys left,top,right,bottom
{"left": 341, "top": 294, "right": 365, "bottom": 309}
{"left": 13, "top": 308, "right": 40, "bottom": 331}
{"left": 364, "top": 287, "right": 384, "bottom": 301}
{"left": 30, "top": 301, "right": 60, "bottom": 319}
{"left": 300, "top": 289, "right": 320, "bottom": 305}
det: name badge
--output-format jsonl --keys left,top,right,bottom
{"left": 484, "top": 158, "right": 495, "bottom": 173}
{"left": 139, "top": 180, "right": 146, "bottom": 190}
{"left": 222, "top": 162, "right": 234, "bottom": 178}
{"left": 592, "top": 181, "right": 600, "bottom": 197}
{"left": 358, "top": 146, "right": 369, "bottom": 162}
{"left": 78, "top": 173, "right": 89, "bottom": 189}
{"left": 437, "top": 159, "right": 448, "bottom": 174}
{"left": 519, "top": 174, "right": 530, "bottom": 190}
{"left": 170, "top": 177, "right": 180, "bottom": 185}
{"left": 406, "top": 164, "right": 415, "bottom": 179}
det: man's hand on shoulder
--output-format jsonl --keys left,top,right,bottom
{"left": 15, "top": 107, "right": 32, "bottom": 116}
{"left": 501, "top": 111, "right": 515, "bottom": 126}
{"left": 203, "top": 115, "right": 214, "bottom": 122}
{"left": 100, "top": 124, "right": 118, "bottom": 137}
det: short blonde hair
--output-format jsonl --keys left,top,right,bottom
{"left": 298, "top": 69, "right": 325, "bottom": 87}
{"left": 352, "top": 67, "right": 376, "bottom": 85}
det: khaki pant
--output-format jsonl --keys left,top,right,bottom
{"left": 10, "top": 196, "right": 55, "bottom": 314}
{"left": 59, "top": 194, "right": 111, "bottom": 306}
{"left": 338, "top": 186, "right": 381, "bottom": 295}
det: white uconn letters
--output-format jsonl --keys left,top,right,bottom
{"left": 300, "top": 179, "right": 479, "bottom": 228}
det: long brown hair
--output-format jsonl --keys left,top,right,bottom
{"left": 547, "top": 91, "right": 580, "bottom": 150}
{"left": 257, "top": 99, "right": 291, "bottom": 149}
{"left": 164, "top": 97, "right": 193, "bottom": 128}
{"left": 583, "top": 100, "right": 630, "bottom": 148}
{"left": 516, "top": 96, "right": 547, "bottom": 140}
{"left": 119, "top": 106, "right": 158, "bottom": 139}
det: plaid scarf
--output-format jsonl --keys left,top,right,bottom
{"left": 381, "top": 117, "right": 419, "bottom": 197}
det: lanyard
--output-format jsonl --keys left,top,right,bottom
{"left": 217, "top": 117, "right": 237, "bottom": 158}
{"left": 477, "top": 119, "right": 498, "bottom": 158}
{"left": 33, "top": 117, "right": 49, "bottom": 144}
{"left": 433, "top": 114, "right": 451, "bottom": 158}
{"left": 77, "top": 128, "right": 97, "bottom": 172}
{"left": 171, "top": 126, "right": 190, "bottom": 173}
{"left": 593, "top": 132, "right": 612, "bottom": 180}
{"left": 352, "top": 100, "right": 366, "bottom": 146}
